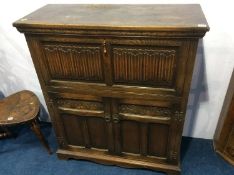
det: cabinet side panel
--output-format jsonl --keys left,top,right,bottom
{"left": 25, "top": 35, "right": 67, "bottom": 146}
{"left": 224, "top": 127, "right": 234, "bottom": 163}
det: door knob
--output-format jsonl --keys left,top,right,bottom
{"left": 113, "top": 114, "right": 120, "bottom": 123}
{"left": 104, "top": 113, "right": 111, "bottom": 122}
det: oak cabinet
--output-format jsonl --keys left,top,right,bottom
{"left": 13, "top": 4, "right": 209, "bottom": 175}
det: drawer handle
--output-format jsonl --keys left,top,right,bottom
{"left": 113, "top": 114, "right": 120, "bottom": 123}
{"left": 103, "top": 41, "right": 107, "bottom": 54}
{"left": 104, "top": 114, "right": 111, "bottom": 122}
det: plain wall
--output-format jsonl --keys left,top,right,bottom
{"left": 0, "top": 0, "right": 233, "bottom": 139}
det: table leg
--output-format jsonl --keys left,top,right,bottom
{"left": 0, "top": 126, "right": 12, "bottom": 139}
{"left": 30, "top": 119, "right": 52, "bottom": 154}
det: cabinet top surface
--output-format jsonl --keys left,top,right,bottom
{"left": 13, "top": 4, "right": 209, "bottom": 32}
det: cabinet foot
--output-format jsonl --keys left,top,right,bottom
{"left": 57, "top": 152, "right": 70, "bottom": 160}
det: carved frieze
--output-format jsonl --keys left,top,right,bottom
{"left": 57, "top": 100, "right": 103, "bottom": 111}
{"left": 119, "top": 104, "right": 172, "bottom": 117}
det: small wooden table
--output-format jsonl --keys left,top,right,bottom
{"left": 0, "top": 90, "right": 51, "bottom": 154}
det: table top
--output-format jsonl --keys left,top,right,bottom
{"left": 0, "top": 90, "right": 40, "bottom": 125}
{"left": 13, "top": 4, "right": 209, "bottom": 32}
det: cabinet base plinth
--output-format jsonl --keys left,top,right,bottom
{"left": 57, "top": 148, "right": 180, "bottom": 175}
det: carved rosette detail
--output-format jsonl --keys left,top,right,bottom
{"left": 104, "top": 114, "right": 111, "bottom": 122}
{"left": 174, "top": 111, "right": 184, "bottom": 122}
{"left": 119, "top": 104, "right": 172, "bottom": 117}
{"left": 169, "top": 151, "right": 178, "bottom": 160}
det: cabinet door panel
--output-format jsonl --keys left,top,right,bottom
{"left": 121, "top": 120, "right": 140, "bottom": 154}
{"left": 112, "top": 98, "right": 172, "bottom": 159}
{"left": 112, "top": 46, "right": 176, "bottom": 87}
{"left": 87, "top": 117, "right": 108, "bottom": 149}
{"left": 109, "top": 39, "right": 187, "bottom": 95}
{"left": 43, "top": 43, "right": 104, "bottom": 82}
{"left": 35, "top": 36, "right": 105, "bottom": 84}
{"left": 54, "top": 95, "right": 113, "bottom": 151}
{"left": 148, "top": 123, "right": 169, "bottom": 157}
{"left": 61, "top": 114, "right": 108, "bottom": 149}
{"left": 62, "top": 114, "right": 84, "bottom": 146}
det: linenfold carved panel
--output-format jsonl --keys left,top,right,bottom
{"left": 43, "top": 44, "right": 103, "bottom": 81}
{"left": 112, "top": 47, "right": 177, "bottom": 87}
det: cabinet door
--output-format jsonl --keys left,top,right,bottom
{"left": 108, "top": 39, "right": 188, "bottom": 96}
{"left": 31, "top": 36, "right": 107, "bottom": 85}
{"left": 111, "top": 98, "right": 172, "bottom": 161}
{"left": 50, "top": 93, "right": 115, "bottom": 152}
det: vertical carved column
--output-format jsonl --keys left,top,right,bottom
{"left": 104, "top": 98, "right": 115, "bottom": 153}
{"left": 102, "top": 40, "right": 113, "bottom": 86}
{"left": 48, "top": 98, "right": 68, "bottom": 149}
{"left": 111, "top": 99, "right": 122, "bottom": 155}
{"left": 113, "top": 113, "right": 122, "bottom": 155}
{"left": 167, "top": 107, "right": 185, "bottom": 164}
